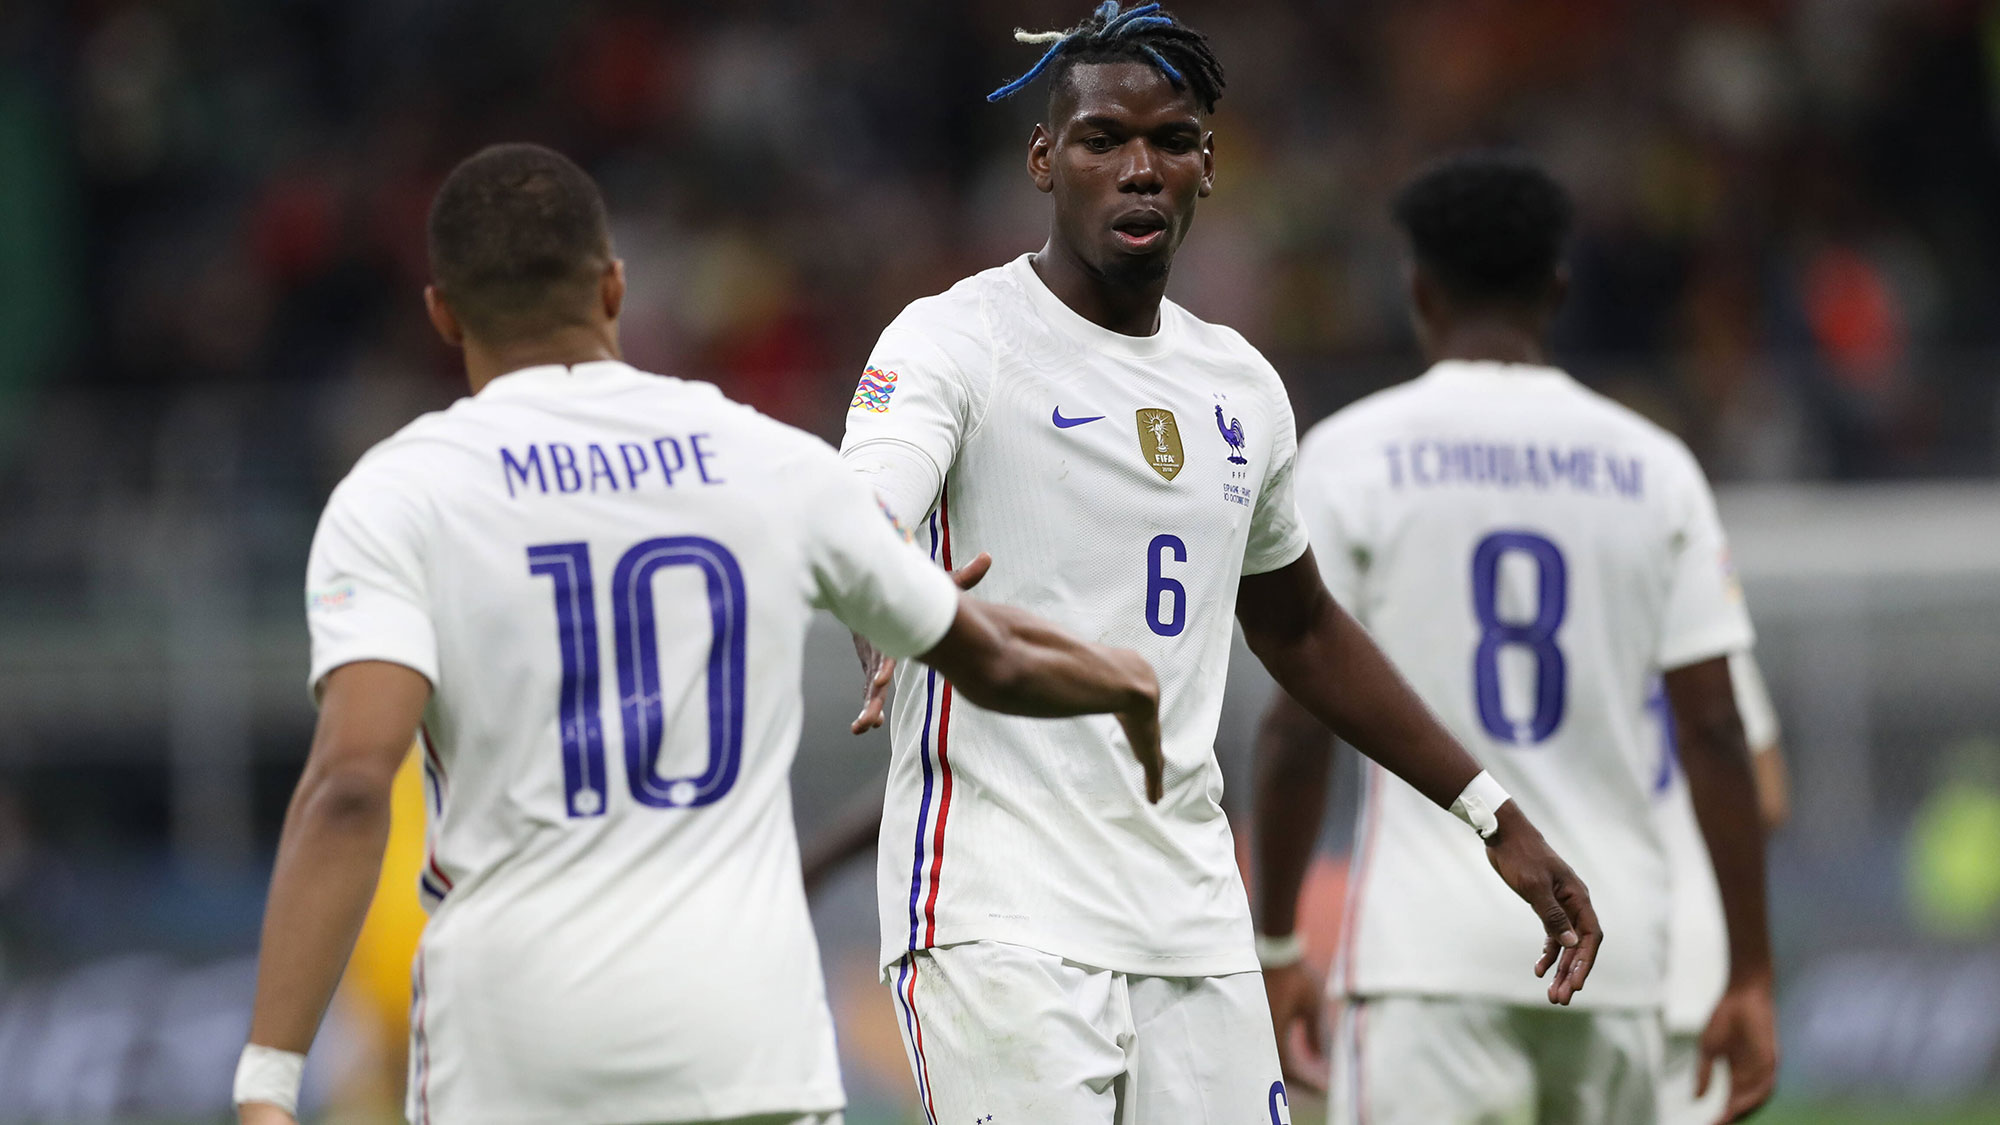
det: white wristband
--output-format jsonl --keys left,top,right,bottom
{"left": 233, "top": 1043, "right": 306, "bottom": 1115}
{"left": 1254, "top": 931, "right": 1305, "bottom": 969}
{"left": 1450, "top": 770, "right": 1511, "bottom": 840}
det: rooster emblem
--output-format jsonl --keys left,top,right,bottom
{"left": 1214, "top": 404, "right": 1249, "bottom": 464}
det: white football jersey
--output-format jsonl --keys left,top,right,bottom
{"left": 1302, "top": 360, "right": 1754, "bottom": 1010}
{"left": 304, "top": 360, "right": 958, "bottom": 1124}
{"left": 841, "top": 255, "right": 1308, "bottom": 978}
{"left": 1658, "top": 651, "right": 1780, "bottom": 1032}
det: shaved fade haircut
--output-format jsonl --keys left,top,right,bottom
{"left": 427, "top": 143, "right": 613, "bottom": 341}
{"left": 1393, "top": 151, "right": 1573, "bottom": 310}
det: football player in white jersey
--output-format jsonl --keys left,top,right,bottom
{"left": 1658, "top": 653, "right": 1790, "bottom": 1125}
{"left": 1252, "top": 152, "right": 1779, "bottom": 1125}
{"left": 231, "top": 143, "right": 1171, "bottom": 1125}
{"left": 836, "top": 7, "right": 1605, "bottom": 1122}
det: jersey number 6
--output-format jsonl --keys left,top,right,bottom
{"left": 528, "top": 537, "right": 748, "bottom": 818}
{"left": 1470, "top": 530, "right": 1568, "bottom": 745}
{"left": 1146, "top": 534, "right": 1188, "bottom": 637}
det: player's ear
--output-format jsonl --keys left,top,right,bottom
{"left": 1028, "top": 124, "right": 1055, "bottom": 193}
{"left": 601, "top": 259, "right": 626, "bottom": 322}
{"left": 1198, "top": 130, "right": 1215, "bottom": 198}
{"left": 424, "top": 284, "right": 465, "bottom": 349}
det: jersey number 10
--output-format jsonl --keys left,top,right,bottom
{"left": 527, "top": 537, "right": 748, "bottom": 819}
{"left": 1470, "top": 530, "right": 1568, "bottom": 745}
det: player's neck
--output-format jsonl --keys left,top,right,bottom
{"left": 463, "top": 326, "right": 623, "bottom": 395}
{"left": 1031, "top": 242, "right": 1167, "bottom": 338}
{"left": 1426, "top": 321, "right": 1547, "bottom": 368}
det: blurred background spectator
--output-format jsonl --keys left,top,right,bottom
{"left": 1, "top": 1, "right": 1998, "bottom": 1122}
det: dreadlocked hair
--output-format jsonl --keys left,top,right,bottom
{"left": 987, "top": 1, "right": 1224, "bottom": 114}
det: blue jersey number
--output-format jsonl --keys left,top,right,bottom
{"left": 1470, "top": 530, "right": 1568, "bottom": 745}
{"left": 528, "top": 536, "right": 748, "bottom": 817}
{"left": 1146, "top": 534, "right": 1188, "bottom": 637}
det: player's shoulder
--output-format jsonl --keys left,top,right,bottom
{"left": 1163, "top": 302, "right": 1291, "bottom": 398}
{"left": 1165, "top": 302, "right": 1275, "bottom": 370}
{"left": 879, "top": 262, "right": 1010, "bottom": 364}
{"left": 609, "top": 366, "right": 845, "bottom": 473}
{"left": 1549, "top": 377, "right": 1708, "bottom": 479}
{"left": 338, "top": 407, "right": 469, "bottom": 491}
{"left": 1298, "top": 378, "right": 1431, "bottom": 464}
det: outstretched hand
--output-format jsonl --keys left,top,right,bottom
{"left": 852, "top": 553, "right": 995, "bottom": 735}
{"left": 1482, "top": 802, "right": 1603, "bottom": 1004}
{"left": 1696, "top": 975, "right": 1778, "bottom": 1123}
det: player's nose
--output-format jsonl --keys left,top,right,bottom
{"left": 1119, "top": 141, "right": 1164, "bottom": 194}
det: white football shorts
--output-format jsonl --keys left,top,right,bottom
{"left": 888, "top": 941, "right": 1293, "bottom": 1124}
{"left": 1330, "top": 995, "right": 1661, "bottom": 1125}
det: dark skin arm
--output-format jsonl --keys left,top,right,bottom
{"left": 1251, "top": 691, "right": 1335, "bottom": 1091}
{"left": 832, "top": 551, "right": 1164, "bottom": 886}
{"left": 1753, "top": 747, "right": 1790, "bottom": 832}
{"left": 1240, "top": 552, "right": 1602, "bottom": 1002}
{"left": 913, "top": 553, "right": 1162, "bottom": 800}
{"left": 1665, "top": 656, "right": 1778, "bottom": 1125}
{"left": 240, "top": 660, "right": 431, "bottom": 1125}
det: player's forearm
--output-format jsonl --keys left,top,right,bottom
{"left": 1753, "top": 743, "right": 1791, "bottom": 831}
{"left": 800, "top": 787, "right": 887, "bottom": 895}
{"left": 944, "top": 601, "right": 1157, "bottom": 718}
{"left": 1666, "top": 659, "right": 1774, "bottom": 983}
{"left": 1252, "top": 693, "right": 1333, "bottom": 935}
{"left": 1249, "top": 588, "right": 1480, "bottom": 809}
{"left": 246, "top": 766, "right": 396, "bottom": 1053}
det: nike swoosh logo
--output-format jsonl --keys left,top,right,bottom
{"left": 1052, "top": 407, "right": 1105, "bottom": 429}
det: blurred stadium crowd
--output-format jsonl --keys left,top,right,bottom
{"left": 3, "top": 1, "right": 2000, "bottom": 1121}
{"left": 6, "top": 0, "right": 2000, "bottom": 486}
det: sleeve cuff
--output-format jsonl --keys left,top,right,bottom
{"left": 309, "top": 645, "right": 438, "bottom": 703}
{"left": 1657, "top": 622, "right": 1754, "bottom": 673}
{"left": 876, "top": 565, "right": 960, "bottom": 660}
{"left": 1242, "top": 533, "right": 1310, "bottom": 577}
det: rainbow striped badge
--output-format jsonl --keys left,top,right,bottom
{"left": 851, "top": 366, "right": 899, "bottom": 412}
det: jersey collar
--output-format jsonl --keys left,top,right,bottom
{"left": 479, "top": 360, "right": 641, "bottom": 400}
{"left": 1008, "top": 254, "right": 1182, "bottom": 361}
{"left": 1420, "top": 359, "right": 1575, "bottom": 389}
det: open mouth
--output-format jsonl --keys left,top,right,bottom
{"left": 1112, "top": 213, "right": 1168, "bottom": 250}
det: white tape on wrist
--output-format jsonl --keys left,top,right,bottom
{"left": 1450, "top": 770, "right": 1511, "bottom": 840}
{"left": 233, "top": 1043, "right": 306, "bottom": 1115}
{"left": 1254, "top": 931, "right": 1305, "bottom": 968}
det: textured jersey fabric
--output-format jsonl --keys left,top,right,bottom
{"left": 842, "top": 254, "right": 1309, "bottom": 978}
{"left": 1301, "top": 360, "right": 1754, "bottom": 1010}
{"left": 306, "top": 360, "right": 958, "bottom": 1123}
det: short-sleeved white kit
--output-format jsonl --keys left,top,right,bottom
{"left": 305, "top": 361, "right": 958, "bottom": 1125}
{"left": 841, "top": 254, "right": 1309, "bottom": 981}
{"left": 1297, "top": 360, "right": 1755, "bottom": 1012}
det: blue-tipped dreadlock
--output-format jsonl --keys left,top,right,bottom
{"left": 986, "top": 1, "right": 1224, "bottom": 113}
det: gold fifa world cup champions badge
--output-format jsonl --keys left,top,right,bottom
{"left": 1135, "top": 409, "right": 1185, "bottom": 481}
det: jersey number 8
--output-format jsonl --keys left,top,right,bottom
{"left": 528, "top": 537, "right": 747, "bottom": 818}
{"left": 1470, "top": 530, "right": 1568, "bottom": 745}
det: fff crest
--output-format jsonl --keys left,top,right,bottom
{"left": 1135, "top": 409, "right": 1185, "bottom": 481}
